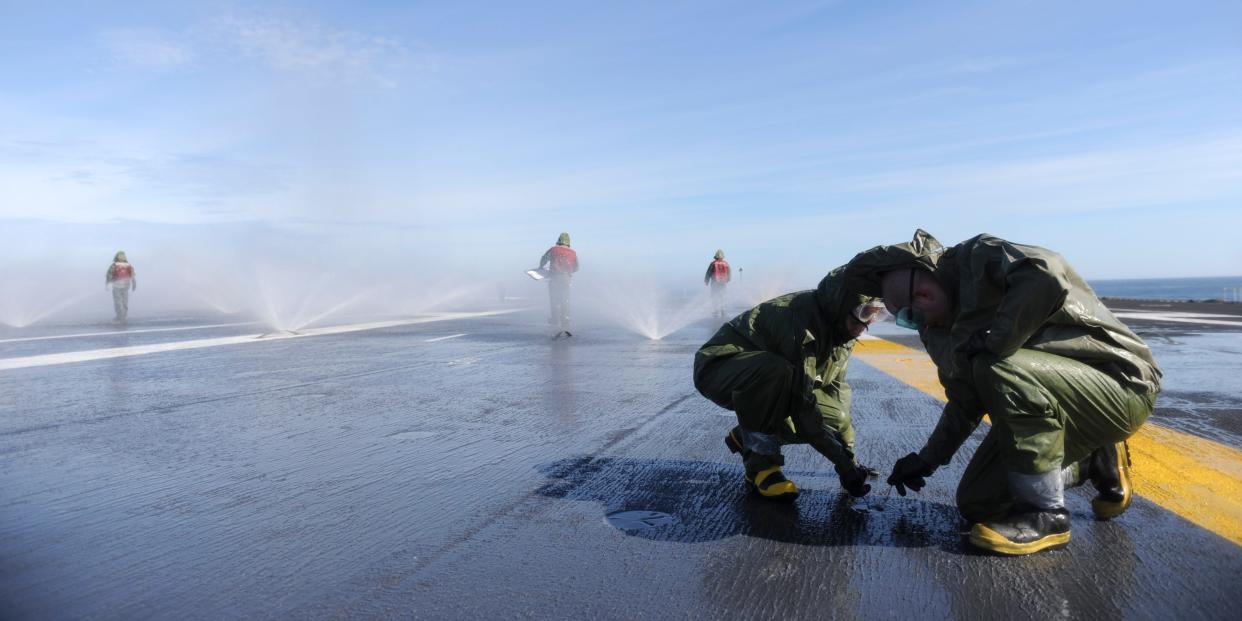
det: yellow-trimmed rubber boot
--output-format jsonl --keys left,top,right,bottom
{"left": 969, "top": 507, "right": 1071, "bottom": 556}
{"left": 1089, "top": 441, "right": 1133, "bottom": 520}
{"left": 724, "top": 426, "right": 748, "bottom": 457}
{"left": 744, "top": 454, "right": 799, "bottom": 502}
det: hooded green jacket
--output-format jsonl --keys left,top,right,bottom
{"left": 695, "top": 266, "right": 869, "bottom": 466}
{"left": 106, "top": 251, "right": 136, "bottom": 285}
{"left": 844, "top": 230, "right": 1162, "bottom": 465}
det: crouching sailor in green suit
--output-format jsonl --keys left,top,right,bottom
{"left": 693, "top": 265, "right": 886, "bottom": 502}
{"left": 846, "top": 230, "right": 1161, "bottom": 556}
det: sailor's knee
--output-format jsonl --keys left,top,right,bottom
{"left": 969, "top": 352, "right": 1008, "bottom": 384}
{"left": 691, "top": 353, "right": 716, "bottom": 397}
{"left": 753, "top": 358, "right": 794, "bottom": 385}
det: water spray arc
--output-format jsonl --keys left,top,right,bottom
{"left": 0, "top": 289, "right": 95, "bottom": 328}
{"left": 251, "top": 269, "right": 375, "bottom": 334}
{"left": 582, "top": 276, "right": 719, "bottom": 340}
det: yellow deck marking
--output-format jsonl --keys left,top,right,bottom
{"left": 854, "top": 337, "right": 1242, "bottom": 547}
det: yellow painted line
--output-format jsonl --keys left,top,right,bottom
{"left": 854, "top": 337, "right": 1242, "bottom": 547}
{"left": 854, "top": 337, "right": 946, "bottom": 400}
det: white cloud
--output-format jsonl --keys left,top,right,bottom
{"left": 97, "top": 13, "right": 420, "bottom": 85}
{"left": 892, "top": 56, "right": 1032, "bottom": 82}
{"left": 121, "top": 154, "right": 287, "bottom": 200}
{"left": 212, "top": 13, "right": 412, "bottom": 86}
{"left": 0, "top": 116, "right": 291, "bottom": 222}
{"left": 820, "top": 133, "right": 1242, "bottom": 214}
{"left": 101, "top": 28, "right": 192, "bottom": 69}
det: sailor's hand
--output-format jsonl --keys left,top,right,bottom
{"left": 887, "top": 452, "right": 934, "bottom": 496}
{"left": 836, "top": 464, "right": 872, "bottom": 497}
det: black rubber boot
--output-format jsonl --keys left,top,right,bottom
{"left": 969, "top": 506, "right": 1071, "bottom": 556}
{"left": 743, "top": 452, "right": 799, "bottom": 502}
{"left": 724, "top": 426, "right": 751, "bottom": 460}
{"left": 1087, "top": 441, "right": 1133, "bottom": 520}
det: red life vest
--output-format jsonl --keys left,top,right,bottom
{"left": 547, "top": 246, "right": 578, "bottom": 274}
{"left": 112, "top": 264, "right": 133, "bottom": 279}
{"left": 711, "top": 259, "right": 730, "bottom": 283}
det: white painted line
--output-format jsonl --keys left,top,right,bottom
{"left": 1113, "top": 311, "right": 1242, "bottom": 327}
{"left": 424, "top": 333, "right": 467, "bottom": 342}
{"left": 1113, "top": 311, "right": 1241, "bottom": 319}
{"left": 0, "top": 321, "right": 261, "bottom": 344}
{"left": 0, "top": 310, "right": 523, "bottom": 372}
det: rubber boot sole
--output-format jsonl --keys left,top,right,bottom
{"left": 724, "top": 428, "right": 744, "bottom": 454}
{"left": 1092, "top": 441, "right": 1133, "bottom": 520}
{"left": 745, "top": 478, "right": 800, "bottom": 502}
{"left": 968, "top": 523, "right": 1071, "bottom": 556}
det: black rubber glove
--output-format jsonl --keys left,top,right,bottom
{"left": 836, "top": 464, "right": 872, "bottom": 498}
{"left": 887, "top": 452, "right": 935, "bottom": 496}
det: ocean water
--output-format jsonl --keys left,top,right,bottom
{"left": 1088, "top": 276, "right": 1242, "bottom": 301}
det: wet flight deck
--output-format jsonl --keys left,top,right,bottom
{"left": 1, "top": 305, "right": 1240, "bottom": 619}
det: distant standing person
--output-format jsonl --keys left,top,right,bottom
{"left": 105, "top": 251, "right": 137, "bottom": 322}
{"left": 704, "top": 249, "right": 731, "bottom": 318}
{"left": 539, "top": 232, "right": 579, "bottom": 337}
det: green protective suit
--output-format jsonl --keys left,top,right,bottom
{"left": 844, "top": 230, "right": 1162, "bottom": 520}
{"left": 693, "top": 265, "right": 869, "bottom": 470}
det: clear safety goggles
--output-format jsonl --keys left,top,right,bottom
{"left": 850, "top": 299, "right": 889, "bottom": 331}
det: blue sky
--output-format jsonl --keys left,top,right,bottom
{"left": 2, "top": 0, "right": 1240, "bottom": 282}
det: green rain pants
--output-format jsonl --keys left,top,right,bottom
{"left": 693, "top": 350, "right": 854, "bottom": 455}
{"left": 956, "top": 349, "right": 1155, "bottom": 522}
{"left": 709, "top": 282, "right": 727, "bottom": 317}
{"left": 112, "top": 284, "right": 131, "bottom": 320}
{"left": 548, "top": 274, "right": 572, "bottom": 331}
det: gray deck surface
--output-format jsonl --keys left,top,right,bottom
{"left": 2, "top": 307, "right": 1240, "bottom": 620}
